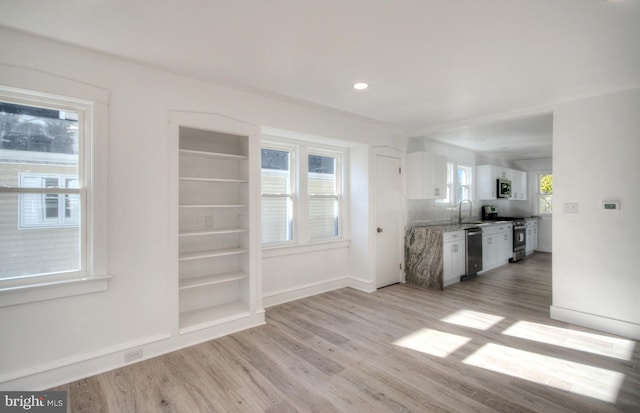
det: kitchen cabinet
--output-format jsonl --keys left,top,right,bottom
{"left": 482, "top": 223, "right": 513, "bottom": 271}
{"left": 526, "top": 220, "right": 538, "bottom": 255}
{"left": 477, "top": 165, "right": 527, "bottom": 201}
{"left": 406, "top": 152, "right": 447, "bottom": 199}
{"left": 443, "top": 230, "right": 466, "bottom": 286}
{"left": 510, "top": 169, "right": 527, "bottom": 200}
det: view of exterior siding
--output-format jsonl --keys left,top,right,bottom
{"left": 0, "top": 157, "right": 80, "bottom": 279}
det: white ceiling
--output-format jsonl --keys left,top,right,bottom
{"left": 1, "top": 0, "right": 638, "bottom": 159}
{"left": 420, "top": 113, "right": 554, "bottom": 161}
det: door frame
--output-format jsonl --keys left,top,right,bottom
{"left": 372, "top": 147, "right": 406, "bottom": 287}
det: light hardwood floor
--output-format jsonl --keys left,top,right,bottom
{"left": 53, "top": 253, "right": 640, "bottom": 412}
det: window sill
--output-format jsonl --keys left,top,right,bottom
{"left": 0, "top": 273, "right": 111, "bottom": 307}
{"left": 263, "top": 239, "right": 351, "bottom": 258}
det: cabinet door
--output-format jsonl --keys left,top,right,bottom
{"left": 405, "top": 152, "right": 424, "bottom": 199}
{"left": 476, "top": 165, "right": 496, "bottom": 200}
{"left": 431, "top": 153, "right": 448, "bottom": 200}
{"left": 482, "top": 235, "right": 493, "bottom": 269}
{"left": 406, "top": 152, "right": 447, "bottom": 199}
{"left": 453, "top": 240, "right": 466, "bottom": 277}
{"left": 443, "top": 241, "right": 454, "bottom": 279}
{"left": 502, "top": 230, "right": 513, "bottom": 261}
{"left": 510, "top": 170, "right": 527, "bottom": 200}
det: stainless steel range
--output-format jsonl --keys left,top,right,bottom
{"left": 482, "top": 206, "right": 527, "bottom": 262}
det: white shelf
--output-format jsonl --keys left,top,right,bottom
{"left": 179, "top": 149, "right": 247, "bottom": 160}
{"left": 179, "top": 301, "right": 249, "bottom": 333}
{"left": 179, "top": 177, "right": 248, "bottom": 183}
{"left": 179, "top": 228, "right": 247, "bottom": 237}
{"left": 179, "top": 248, "right": 248, "bottom": 261}
{"left": 179, "top": 271, "right": 248, "bottom": 290}
{"left": 180, "top": 204, "right": 247, "bottom": 209}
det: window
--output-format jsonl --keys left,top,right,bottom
{"left": 436, "top": 162, "right": 473, "bottom": 206}
{"left": 0, "top": 99, "right": 84, "bottom": 280}
{"left": 261, "top": 146, "right": 294, "bottom": 244}
{"left": 19, "top": 174, "right": 80, "bottom": 228}
{"left": 261, "top": 139, "right": 345, "bottom": 246}
{"left": 308, "top": 152, "right": 340, "bottom": 240}
{"left": 0, "top": 81, "right": 109, "bottom": 306}
{"left": 538, "top": 174, "right": 553, "bottom": 214}
{"left": 456, "top": 164, "right": 473, "bottom": 203}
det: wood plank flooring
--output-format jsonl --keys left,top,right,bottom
{"left": 52, "top": 253, "right": 640, "bottom": 412}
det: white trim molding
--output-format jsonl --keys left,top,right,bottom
{"left": 550, "top": 305, "right": 640, "bottom": 340}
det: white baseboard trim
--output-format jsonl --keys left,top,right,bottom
{"left": 347, "top": 276, "right": 376, "bottom": 293}
{"left": 1, "top": 313, "right": 265, "bottom": 391}
{"left": 550, "top": 305, "right": 640, "bottom": 340}
{"left": 262, "top": 277, "right": 349, "bottom": 308}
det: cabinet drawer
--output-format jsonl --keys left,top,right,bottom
{"left": 443, "top": 230, "right": 465, "bottom": 243}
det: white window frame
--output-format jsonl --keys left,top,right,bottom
{"left": 307, "top": 149, "right": 343, "bottom": 241}
{"left": 261, "top": 143, "right": 296, "bottom": 246}
{"left": 0, "top": 78, "right": 110, "bottom": 307}
{"left": 536, "top": 172, "right": 553, "bottom": 216}
{"left": 435, "top": 162, "right": 473, "bottom": 206}
{"left": 261, "top": 137, "right": 347, "bottom": 249}
{"left": 456, "top": 163, "right": 473, "bottom": 204}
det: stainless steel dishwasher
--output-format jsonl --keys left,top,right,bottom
{"left": 462, "top": 227, "right": 483, "bottom": 280}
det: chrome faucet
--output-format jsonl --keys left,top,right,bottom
{"left": 458, "top": 200, "right": 472, "bottom": 224}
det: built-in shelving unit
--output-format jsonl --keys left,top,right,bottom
{"left": 177, "top": 125, "right": 256, "bottom": 333}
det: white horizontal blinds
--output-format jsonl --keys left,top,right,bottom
{"left": 261, "top": 147, "right": 293, "bottom": 244}
{"left": 0, "top": 99, "right": 83, "bottom": 280}
{"left": 308, "top": 153, "right": 339, "bottom": 240}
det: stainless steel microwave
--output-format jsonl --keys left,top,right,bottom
{"left": 497, "top": 178, "right": 512, "bottom": 198}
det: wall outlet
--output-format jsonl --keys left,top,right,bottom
{"left": 563, "top": 202, "right": 579, "bottom": 214}
{"left": 124, "top": 348, "right": 143, "bottom": 363}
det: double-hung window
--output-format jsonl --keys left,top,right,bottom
{"left": 456, "top": 164, "right": 473, "bottom": 203}
{"left": 308, "top": 152, "right": 340, "bottom": 240}
{"left": 537, "top": 173, "right": 553, "bottom": 215}
{"left": 0, "top": 81, "right": 109, "bottom": 306}
{"left": 436, "top": 162, "right": 473, "bottom": 205}
{"left": 261, "top": 139, "right": 345, "bottom": 246}
{"left": 0, "top": 98, "right": 84, "bottom": 280}
{"left": 261, "top": 146, "right": 295, "bottom": 244}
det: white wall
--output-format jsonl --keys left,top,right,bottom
{"left": 551, "top": 88, "right": 640, "bottom": 339}
{"left": 0, "top": 27, "right": 402, "bottom": 389}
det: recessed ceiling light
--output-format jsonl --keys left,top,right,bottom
{"left": 353, "top": 82, "right": 369, "bottom": 90}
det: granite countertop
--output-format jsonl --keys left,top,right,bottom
{"left": 408, "top": 220, "right": 512, "bottom": 232}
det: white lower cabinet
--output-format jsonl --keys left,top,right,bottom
{"left": 526, "top": 220, "right": 538, "bottom": 255}
{"left": 481, "top": 223, "right": 513, "bottom": 272}
{"left": 443, "top": 230, "right": 466, "bottom": 286}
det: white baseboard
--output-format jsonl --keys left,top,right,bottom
{"left": 0, "top": 313, "right": 265, "bottom": 391}
{"left": 347, "top": 276, "right": 376, "bottom": 293}
{"left": 550, "top": 305, "right": 640, "bottom": 340}
{"left": 262, "top": 277, "right": 349, "bottom": 308}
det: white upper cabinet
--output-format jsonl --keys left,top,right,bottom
{"left": 510, "top": 169, "right": 528, "bottom": 200}
{"left": 476, "top": 164, "right": 527, "bottom": 201}
{"left": 406, "top": 152, "right": 447, "bottom": 200}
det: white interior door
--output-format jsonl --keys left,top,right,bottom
{"left": 375, "top": 154, "right": 403, "bottom": 288}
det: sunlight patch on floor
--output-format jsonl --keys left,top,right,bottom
{"left": 463, "top": 343, "right": 625, "bottom": 403}
{"left": 441, "top": 309, "right": 504, "bottom": 330}
{"left": 393, "top": 329, "right": 471, "bottom": 358}
{"left": 502, "top": 320, "right": 635, "bottom": 361}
